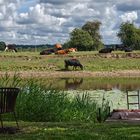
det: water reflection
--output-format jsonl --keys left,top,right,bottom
{"left": 65, "top": 78, "right": 140, "bottom": 91}
{"left": 35, "top": 77, "right": 140, "bottom": 91}
{"left": 60, "top": 78, "right": 140, "bottom": 91}
{"left": 87, "top": 82, "right": 140, "bottom": 91}
{"left": 64, "top": 78, "right": 83, "bottom": 90}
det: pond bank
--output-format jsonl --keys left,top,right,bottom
{"left": 0, "top": 70, "right": 140, "bottom": 78}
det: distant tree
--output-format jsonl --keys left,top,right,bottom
{"left": 63, "top": 40, "right": 72, "bottom": 49}
{"left": 117, "top": 22, "right": 140, "bottom": 50}
{"left": 69, "top": 28, "right": 94, "bottom": 51}
{"left": 0, "top": 41, "right": 6, "bottom": 51}
{"left": 82, "top": 21, "right": 103, "bottom": 50}
{"left": 65, "top": 21, "right": 103, "bottom": 51}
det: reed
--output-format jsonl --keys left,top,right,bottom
{"left": 0, "top": 72, "right": 22, "bottom": 87}
{"left": 16, "top": 82, "right": 98, "bottom": 122}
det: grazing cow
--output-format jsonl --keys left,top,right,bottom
{"left": 64, "top": 59, "right": 83, "bottom": 70}
{"left": 55, "top": 49, "right": 70, "bottom": 55}
{"left": 68, "top": 48, "right": 77, "bottom": 52}
{"left": 5, "top": 44, "right": 17, "bottom": 52}
{"left": 40, "top": 48, "right": 55, "bottom": 55}
{"left": 99, "top": 48, "right": 114, "bottom": 53}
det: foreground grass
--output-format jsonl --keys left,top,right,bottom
{"left": 0, "top": 121, "right": 140, "bottom": 140}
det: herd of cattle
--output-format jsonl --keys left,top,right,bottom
{"left": 3, "top": 43, "right": 133, "bottom": 71}
{"left": 4, "top": 43, "right": 133, "bottom": 54}
{"left": 3, "top": 43, "right": 83, "bottom": 70}
{"left": 40, "top": 44, "right": 77, "bottom": 55}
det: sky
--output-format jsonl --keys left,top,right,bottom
{"left": 0, "top": 0, "right": 139, "bottom": 45}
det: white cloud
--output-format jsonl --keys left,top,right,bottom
{"left": 120, "top": 11, "right": 138, "bottom": 22}
{"left": 0, "top": 0, "right": 140, "bottom": 44}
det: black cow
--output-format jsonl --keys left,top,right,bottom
{"left": 40, "top": 48, "right": 55, "bottom": 55}
{"left": 124, "top": 47, "right": 133, "bottom": 52}
{"left": 64, "top": 59, "right": 83, "bottom": 70}
{"left": 115, "top": 45, "right": 133, "bottom": 52}
{"left": 99, "top": 48, "right": 114, "bottom": 53}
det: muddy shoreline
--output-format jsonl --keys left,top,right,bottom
{"left": 0, "top": 70, "right": 140, "bottom": 78}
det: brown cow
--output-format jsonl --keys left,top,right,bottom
{"left": 68, "top": 48, "right": 77, "bottom": 52}
{"left": 55, "top": 49, "right": 70, "bottom": 55}
{"left": 55, "top": 43, "right": 62, "bottom": 50}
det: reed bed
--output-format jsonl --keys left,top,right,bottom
{"left": 0, "top": 73, "right": 110, "bottom": 122}
{"left": 16, "top": 81, "right": 98, "bottom": 122}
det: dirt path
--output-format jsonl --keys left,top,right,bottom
{"left": 0, "top": 70, "right": 140, "bottom": 78}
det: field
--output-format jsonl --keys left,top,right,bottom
{"left": 0, "top": 51, "right": 140, "bottom": 78}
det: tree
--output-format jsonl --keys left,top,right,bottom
{"left": 64, "top": 20, "right": 103, "bottom": 51}
{"left": 117, "top": 22, "right": 140, "bottom": 50}
{"left": 69, "top": 28, "right": 94, "bottom": 51}
{"left": 63, "top": 40, "right": 72, "bottom": 49}
{"left": 0, "top": 41, "right": 6, "bottom": 51}
{"left": 82, "top": 21, "right": 103, "bottom": 50}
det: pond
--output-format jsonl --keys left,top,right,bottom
{"left": 2, "top": 76, "right": 139, "bottom": 111}
{"left": 41, "top": 77, "right": 140, "bottom": 91}
{"left": 31, "top": 77, "right": 140, "bottom": 110}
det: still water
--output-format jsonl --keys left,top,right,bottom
{"left": 37, "top": 77, "right": 140, "bottom": 110}
{"left": 41, "top": 77, "right": 140, "bottom": 91}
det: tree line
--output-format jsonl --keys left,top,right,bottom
{"left": 0, "top": 21, "right": 140, "bottom": 51}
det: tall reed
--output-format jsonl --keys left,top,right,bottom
{"left": 16, "top": 80, "right": 98, "bottom": 122}
{"left": 0, "top": 72, "right": 22, "bottom": 87}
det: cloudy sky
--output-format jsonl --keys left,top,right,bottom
{"left": 0, "top": 0, "right": 139, "bottom": 45}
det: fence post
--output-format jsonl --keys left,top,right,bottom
{"left": 98, "top": 108, "right": 102, "bottom": 123}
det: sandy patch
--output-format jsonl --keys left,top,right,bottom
{"left": 0, "top": 70, "right": 140, "bottom": 78}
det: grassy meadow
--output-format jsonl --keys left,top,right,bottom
{"left": 0, "top": 51, "right": 140, "bottom": 71}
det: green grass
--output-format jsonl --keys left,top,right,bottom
{"left": 0, "top": 121, "right": 140, "bottom": 140}
{"left": 0, "top": 51, "right": 140, "bottom": 71}
{"left": 84, "top": 58, "right": 140, "bottom": 71}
